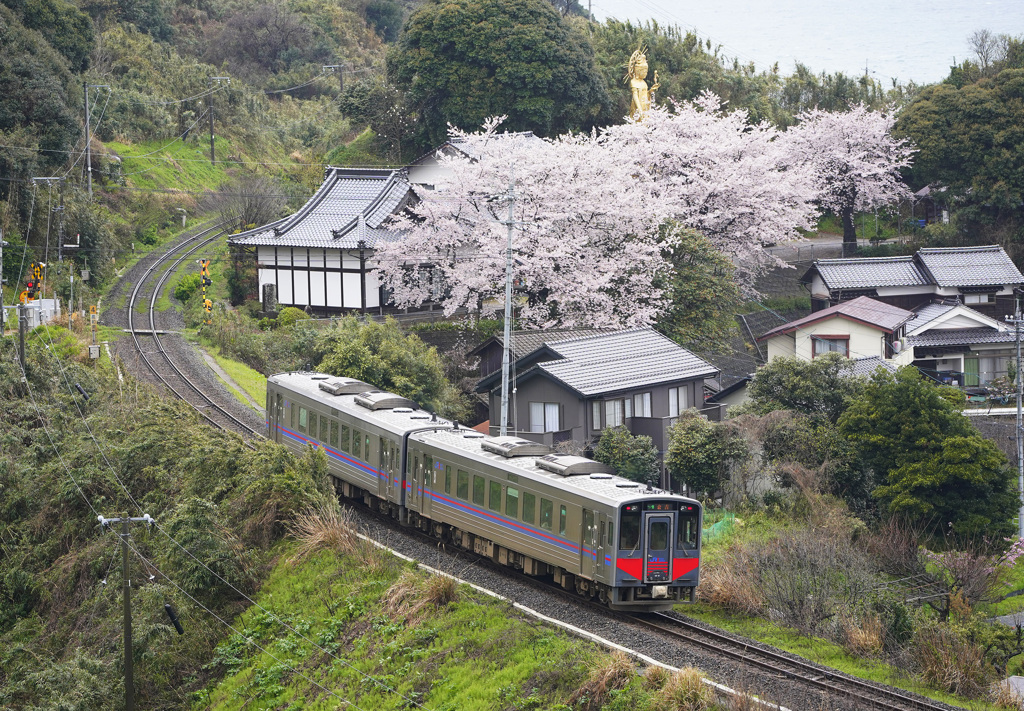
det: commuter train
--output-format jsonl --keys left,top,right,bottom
{"left": 266, "top": 372, "right": 702, "bottom": 610}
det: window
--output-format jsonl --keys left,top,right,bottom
{"left": 489, "top": 481, "right": 502, "bottom": 511}
{"left": 298, "top": 407, "right": 307, "bottom": 434}
{"left": 599, "top": 521, "right": 606, "bottom": 547}
{"left": 633, "top": 392, "right": 652, "bottom": 418}
{"left": 352, "top": 428, "right": 361, "bottom": 458}
{"left": 812, "top": 336, "right": 848, "bottom": 358}
{"left": 620, "top": 509, "right": 640, "bottom": 550}
{"left": 650, "top": 521, "right": 669, "bottom": 550}
{"left": 289, "top": 401, "right": 295, "bottom": 428}
{"left": 457, "top": 470, "right": 469, "bottom": 500}
{"left": 678, "top": 512, "right": 699, "bottom": 551}
{"left": 668, "top": 387, "right": 689, "bottom": 417}
{"left": 445, "top": 465, "right": 453, "bottom": 494}
{"left": 523, "top": 492, "right": 536, "bottom": 524}
{"left": 559, "top": 505, "right": 567, "bottom": 536}
{"left": 608, "top": 522, "right": 614, "bottom": 546}
{"left": 473, "top": 475, "right": 485, "bottom": 506}
{"left": 309, "top": 412, "right": 318, "bottom": 439}
{"left": 604, "top": 399, "right": 624, "bottom": 428}
{"left": 320, "top": 416, "right": 329, "bottom": 444}
{"left": 540, "top": 498, "right": 553, "bottom": 531}
{"left": 964, "top": 293, "right": 994, "bottom": 304}
{"left": 330, "top": 420, "right": 339, "bottom": 448}
{"left": 506, "top": 487, "right": 519, "bottom": 517}
{"left": 592, "top": 401, "right": 601, "bottom": 430}
{"left": 425, "top": 456, "right": 434, "bottom": 485}
{"left": 364, "top": 434, "right": 371, "bottom": 460}
{"left": 529, "top": 402, "right": 560, "bottom": 433}
{"left": 341, "top": 424, "right": 350, "bottom": 453}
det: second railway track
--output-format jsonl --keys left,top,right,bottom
{"left": 123, "top": 222, "right": 262, "bottom": 438}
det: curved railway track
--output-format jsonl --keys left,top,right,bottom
{"left": 124, "top": 222, "right": 261, "bottom": 438}
{"left": 629, "top": 611, "right": 956, "bottom": 711}
{"left": 120, "top": 232, "right": 964, "bottom": 711}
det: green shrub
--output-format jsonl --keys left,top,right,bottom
{"left": 174, "top": 272, "right": 201, "bottom": 302}
{"left": 276, "top": 306, "right": 311, "bottom": 330}
{"left": 593, "top": 427, "right": 659, "bottom": 484}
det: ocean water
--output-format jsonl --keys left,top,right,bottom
{"left": 590, "top": 0, "right": 1024, "bottom": 85}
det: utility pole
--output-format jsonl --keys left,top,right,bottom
{"left": 84, "top": 85, "right": 109, "bottom": 200}
{"left": 208, "top": 78, "right": 230, "bottom": 165}
{"left": 97, "top": 512, "right": 154, "bottom": 711}
{"left": 323, "top": 65, "right": 344, "bottom": 93}
{"left": 18, "top": 303, "right": 26, "bottom": 370}
{"left": 1, "top": 229, "right": 6, "bottom": 336}
{"left": 497, "top": 175, "right": 517, "bottom": 437}
{"left": 1009, "top": 305, "right": 1024, "bottom": 538}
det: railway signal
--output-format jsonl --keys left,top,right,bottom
{"left": 199, "top": 259, "right": 212, "bottom": 325}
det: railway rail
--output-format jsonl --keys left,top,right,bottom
{"left": 630, "top": 611, "right": 956, "bottom": 711}
{"left": 124, "top": 222, "right": 261, "bottom": 438}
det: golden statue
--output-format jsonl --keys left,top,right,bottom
{"left": 626, "top": 46, "right": 659, "bottom": 119}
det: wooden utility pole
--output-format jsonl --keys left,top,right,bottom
{"left": 208, "top": 78, "right": 230, "bottom": 165}
{"left": 84, "top": 85, "right": 109, "bottom": 200}
{"left": 98, "top": 513, "right": 154, "bottom": 711}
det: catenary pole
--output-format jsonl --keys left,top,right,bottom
{"left": 499, "top": 175, "right": 515, "bottom": 437}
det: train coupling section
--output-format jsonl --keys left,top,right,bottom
{"left": 652, "top": 585, "right": 669, "bottom": 599}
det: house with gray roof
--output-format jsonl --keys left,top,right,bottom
{"left": 800, "top": 245, "right": 1024, "bottom": 320}
{"left": 228, "top": 167, "right": 419, "bottom": 313}
{"left": 473, "top": 329, "right": 720, "bottom": 483}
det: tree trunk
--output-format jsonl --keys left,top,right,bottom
{"left": 841, "top": 209, "right": 857, "bottom": 257}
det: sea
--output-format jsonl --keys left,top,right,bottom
{"left": 590, "top": 0, "right": 1024, "bottom": 85}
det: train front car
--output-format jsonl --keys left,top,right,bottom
{"left": 609, "top": 495, "right": 702, "bottom": 610}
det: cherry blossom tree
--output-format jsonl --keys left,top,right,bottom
{"left": 377, "top": 118, "right": 678, "bottom": 328}
{"left": 784, "top": 103, "right": 915, "bottom": 256}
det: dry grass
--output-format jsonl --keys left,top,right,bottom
{"left": 989, "top": 680, "right": 1024, "bottom": 710}
{"left": 841, "top": 614, "right": 884, "bottom": 657}
{"left": 383, "top": 570, "right": 460, "bottom": 622}
{"left": 286, "top": 502, "right": 360, "bottom": 563}
{"left": 643, "top": 664, "right": 671, "bottom": 690}
{"left": 567, "top": 651, "right": 636, "bottom": 711}
{"left": 650, "top": 667, "right": 713, "bottom": 711}
{"left": 913, "top": 623, "right": 991, "bottom": 698}
{"left": 695, "top": 546, "right": 764, "bottom": 615}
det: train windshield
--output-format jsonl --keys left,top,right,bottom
{"left": 677, "top": 511, "right": 699, "bottom": 551}
{"left": 619, "top": 508, "right": 640, "bottom": 550}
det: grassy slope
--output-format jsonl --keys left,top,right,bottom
{"left": 198, "top": 544, "right": 673, "bottom": 711}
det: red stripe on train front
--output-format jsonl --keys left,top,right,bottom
{"left": 672, "top": 558, "right": 699, "bottom": 579}
{"left": 616, "top": 558, "right": 643, "bottom": 579}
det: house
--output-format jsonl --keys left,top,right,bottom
{"left": 800, "top": 245, "right": 1024, "bottom": 320}
{"left": 757, "top": 294, "right": 1014, "bottom": 388}
{"left": 757, "top": 295, "right": 915, "bottom": 362}
{"left": 469, "top": 328, "right": 611, "bottom": 379}
{"left": 473, "top": 328, "right": 720, "bottom": 485}
{"left": 228, "top": 167, "right": 420, "bottom": 314}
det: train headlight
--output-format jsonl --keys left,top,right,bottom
{"left": 652, "top": 585, "right": 669, "bottom": 599}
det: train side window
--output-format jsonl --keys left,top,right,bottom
{"left": 445, "top": 465, "right": 452, "bottom": 494}
{"left": 599, "top": 521, "right": 606, "bottom": 546}
{"left": 539, "top": 499, "right": 553, "bottom": 531}
{"left": 289, "top": 401, "right": 294, "bottom": 428}
{"left": 505, "top": 487, "right": 519, "bottom": 518}
{"left": 330, "top": 420, "right": 339, "bottom": 448}
{"left": 473, "top": 475, "right": 485, "bottom": 506}
{"left": 320, "top": 417, "right": 329, "bottom": 444}
{"left": 425, "top": 456, "right": 434, "bottom": 485}
{"left": 298, "top": 407, "right": 307, "bottom": 434}
{"left": 352, "top": 429, "right": 362, "bottom": 458}
{"left": 489, "top": 481, "right": 502, "bottom": 511}
{"left": 457, "top": 470, "right": 469, "bottom": 500}
{"left": 559, "top": 505, "right": 567, "bottom": 536}
{"left": 678, "top": 512, "right": 699, "bottom": 551}
{"left": 619, "top": 510, "right": 640, "bottom": 550}
{"left": 341, "top": 425, "right": 350, "bottom": 453}
{"left": 308, "top": 412, "right": 318, "bottom": 440}
{"left": 608, "top": 522, "right": 614, "bottom": 546}
{"left": 522, "top": 492, "right": 536, "bottom": 524}
{"left": 365, "top": 435, "right": 371, "bottom": 461}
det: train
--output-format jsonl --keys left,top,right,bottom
{"left": 266, "top": 371, "right": 702, "bottom": 610}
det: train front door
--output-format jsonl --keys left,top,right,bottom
{"left": 269, "top": 393, "right": 282, "bottom": 442}
{"left": 643, "top": 514, "right": 672, "bottom": 584}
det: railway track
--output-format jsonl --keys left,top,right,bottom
{"left": 629, "top": 611, "right": 956, "bottom": 711}
{"left": 124, "top": 222, "right": 261, "bottom": 438}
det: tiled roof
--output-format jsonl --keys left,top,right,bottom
{"left": 810, "top": 256, "right": 929, "bottom": 289}
{"left": 903, "top": 302, "right": 956, "bottom": 331}
{"left": 804, "top": 246, "right": 1024, "bottom": 291}
{"left": 536, "top": 329, "right": 719, "bottom": 397}
{"left": 917, "top": 246, "right": 1024, "bottom": 287}
{"left": 479, "top": 328, "right": 613, "bottom": 361}
{"left": 906, "top": 328, "right": 1017, "bottom": 348}
{"left": 851, "top": 356, "right": 898, "bottom": 377}
{"left": 758, "top": 296, "right": 913, "bottom": 341}
{"left": 228, "top": 168, "right": 413, "bottom": 249}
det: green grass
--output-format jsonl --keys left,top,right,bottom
{"left": 204, "top": 344, "right": 266, "bottom": 409}
{"left": 107, "top": 137, "right": 233, "bottom": 194}
{"left": 197, "top": 544, "right": 696, "bottom": 711}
